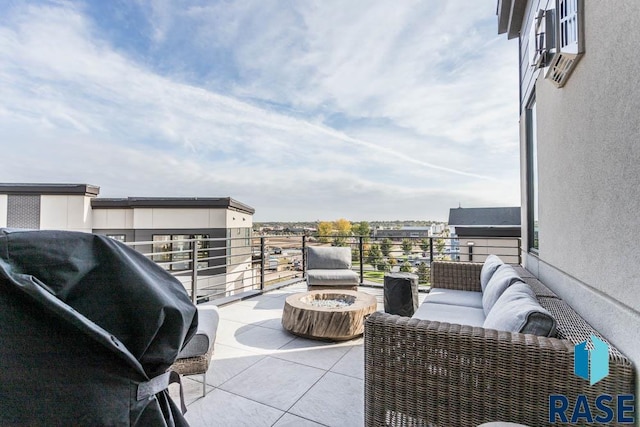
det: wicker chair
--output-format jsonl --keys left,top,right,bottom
{"left": 170, "top": 305, "right": 219, "bottom": 397}
{"left": 364, "top": 261, "right": 636, "bottom": 427}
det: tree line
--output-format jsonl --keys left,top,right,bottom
{"left": 314, "top": 218, "right": 450, "bottom": 284}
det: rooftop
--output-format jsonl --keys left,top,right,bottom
{"left": 170, "top": 283, "right": 426, "bottom": 427}
{"left": 448, "top": 206, "right": 521, "bottom": 227}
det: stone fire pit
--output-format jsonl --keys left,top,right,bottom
{"left": 282, "top": 290, "right": 378, "bottom": 341}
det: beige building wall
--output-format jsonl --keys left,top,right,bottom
{"left": 39, "top": 195, "right": 93, "bottom": 233}
{"left": 458, "top": 238, "right": 520, "bottom": 264}
{"left": 0, "top": 195, "right": 7, "bottom": 227}
{"left": 93, "top": 207, "right": 239, "bottom": 230}
{"left": 226, "top": 210, "right": 253, "bottom": 228}
{"left": 91, "top": 208, "right": 134, "bottom": 230}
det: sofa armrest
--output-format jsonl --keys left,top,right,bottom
{"left": 364, "top": 312, "right": 635, "bottom": 427}
{"left": 430, "top": 261, "right": 483, "bottom": 291}
{"left": 177, "top": 305, "right": 219, "bottom": 359}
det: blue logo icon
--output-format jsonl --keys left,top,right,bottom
{"left": 574, "top": 335, "right": 609, "bottom": 385}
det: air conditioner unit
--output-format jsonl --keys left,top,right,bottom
{"left": 529, "top": 8, "right": 555, "bottom": 69}
{"left": 545, "top": 0, "right": 584, "bottom": 88}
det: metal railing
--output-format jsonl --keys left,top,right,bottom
{"left": 124, "top": 234, "right": 521, "bottom": 304}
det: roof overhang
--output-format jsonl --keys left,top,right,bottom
{"left": 497, "top": 0, "right": 527, "bottom": 39}
{"left": 91, "top": 197, "right": 255, "bottom": 215}
{"left": 0, "top": 183, "right": 100, "bottom": 197}
{"left": 454, "top": 226, "right": 521, "bottom": 238}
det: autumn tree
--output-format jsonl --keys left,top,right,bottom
{"left": 435, "top": 238, "right": 446, "bottom": 259}
{"left": 400, "top": 260, "right": 413, "bottom": 272}
{"left": 352, "top": 221, "right": 371, "bottom": 242}
{"left": 401, "top": 238, "right": 413, "bottom": 255}
{"left": 377, "top": 259, "right": 390, "bottom": 272}
{"left": 366, "top": 244, "right": 382, "bottom": 267}
{"left": 331, "top": 218, "right": 351, "bottom": 246}
{"left": 417, "top": 262, "right": 430, "bottom": 284}
{"left": 380, "top": 238, "right": 392, "bottom": 257}
{"left": 316, "top": 221, "right": 333, "bottom": 243}
{"left": 419, "top": 238, "right": 431, "bottom": 253}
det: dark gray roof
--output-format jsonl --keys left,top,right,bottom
{"left": 497, "top": 0, "right": 526, "bottom": 39}
{"left": 448, "top": 207, "right": 521, "bottom": 227}
{"left": 0, "top": 183, "right": 100, "bottom": 196}
{"left": 91, "top": 197, "right": 255, "bottom": 215}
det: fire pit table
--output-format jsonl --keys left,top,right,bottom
{"left": 282, "top": 290, "right": 378, "bottom": 341}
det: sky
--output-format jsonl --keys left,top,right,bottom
{"left": 0, "top": 0, "right": 520, "bottom": 222}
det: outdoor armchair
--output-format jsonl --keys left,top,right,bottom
{"left": 306, "top": 246, "right": 359, "bottom": 290}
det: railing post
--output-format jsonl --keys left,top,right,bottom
{"left": 468, "top": 242, "right": 474, "bottom": 262}
{"left": 429, "top": 237, "right": 434, "bottom": 264}
{"left": 260, "top": 237, "right": 265, "bottom": 291}
{"left": 191, "top": 240, "right": 198, "bottom": 304}
{"left": 359, "top": 236, "right": 364, "bottom": 284}
{"left": 302, "top": 235, "right": 307, "bottom": 276}
{"left": 518, "top": 238, "right": 522, "bottom": 265}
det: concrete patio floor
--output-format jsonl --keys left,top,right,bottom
{"left": 170, "top": 282, "right": 426, "bottom": 427}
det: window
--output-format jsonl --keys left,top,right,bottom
{"left": 153, "top": 234, "right": 209, "bottom": 271}
{"left": 526, "top": 95, "right": 539, "bottom": 253}
{"left": 545, "top": 0, "right": 584, "bottom": 87}
{"left": 227, "top": 228, "right": 252, "bottom": 266}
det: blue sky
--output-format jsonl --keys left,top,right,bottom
{"left": 0, "top": 0, "right": 519, "bottom": 221}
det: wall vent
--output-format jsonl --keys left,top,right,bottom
{"left": 545, "top": 0, "right": 584, "bottom": 88}
{"left": 7, "top": 195, "right": 41, "bottom": 229}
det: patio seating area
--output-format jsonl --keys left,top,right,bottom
{"left": 170, "top": 282, "right": 426, "bottom": 427}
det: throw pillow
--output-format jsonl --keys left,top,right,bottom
{"left": 481, "top": 264, "right": 521, "bottom": 315}
{"left": 483, "top": 282, "right": 557, "bottom": 337}
{"left": 480, "top": 254, "right": 504, "bottom": 292}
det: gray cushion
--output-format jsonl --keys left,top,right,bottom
{"left": 307, "top": 246, "right": 352, "bottom": 270}
{"left": 482, "top": 264, "right": 521, "bottom": 315}
{"left": 425, "top": 288, "right": 483, "bottom": 309}
{"left": 307, "top": 269, "right": 359, "bottom": 286}
{"left": 177, "top": 305, "right": 219, "bottom": 359}
{"left": 412, "top": 302, "right": 486, "bottom": 327}
{"left": 480, "top": 255, "right": 504, "bottom": 292}
{"left": 483, "top": 282, "right": 557, "bottom": 337}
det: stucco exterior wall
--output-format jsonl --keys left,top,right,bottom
{"left": 39, "top": 195, "right": 93, "bottom": 232}
{"left": 514, "top": 0, "right": 640, "bottom": 380}
{"left": 226, "top": 210, "right": 253, "bottom": 228}
{"left": 535, "top": 1, "right": 640, "bottom": 311}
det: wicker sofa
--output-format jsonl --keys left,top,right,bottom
{"left": 364, "top": 260, "right": 636, "bottom": 427}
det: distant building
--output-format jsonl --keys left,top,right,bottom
{"left": 448, "top": 207, "right": 521, "bottom": 263}
{"left": 430, "top": 223, "right": 445, "bottom": 235}
{"left": 0, "top": 183, "right": 255, "bottom": 296}
{"left": 373, "top": 226, "right": 431, "bottom": 241}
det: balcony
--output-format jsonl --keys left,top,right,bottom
{"left": 127, "top": 234, "right": 518, "bottom": 425}
{"left": 170, "top": 282, "right": 427, "bottom": 426}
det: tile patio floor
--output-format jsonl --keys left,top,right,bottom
{"left": 170, "top": 282, "right": 426, "bottom": 427}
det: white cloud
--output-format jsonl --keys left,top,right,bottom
{"left": 0, "top": 0, "right": 520, "bottom": 221}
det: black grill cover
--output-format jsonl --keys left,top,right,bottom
{"left": 383, "top": 272, "right": 419, "bottom": 316}
{"left": 0, "top": 229, "right": 198, "bottom": 426}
